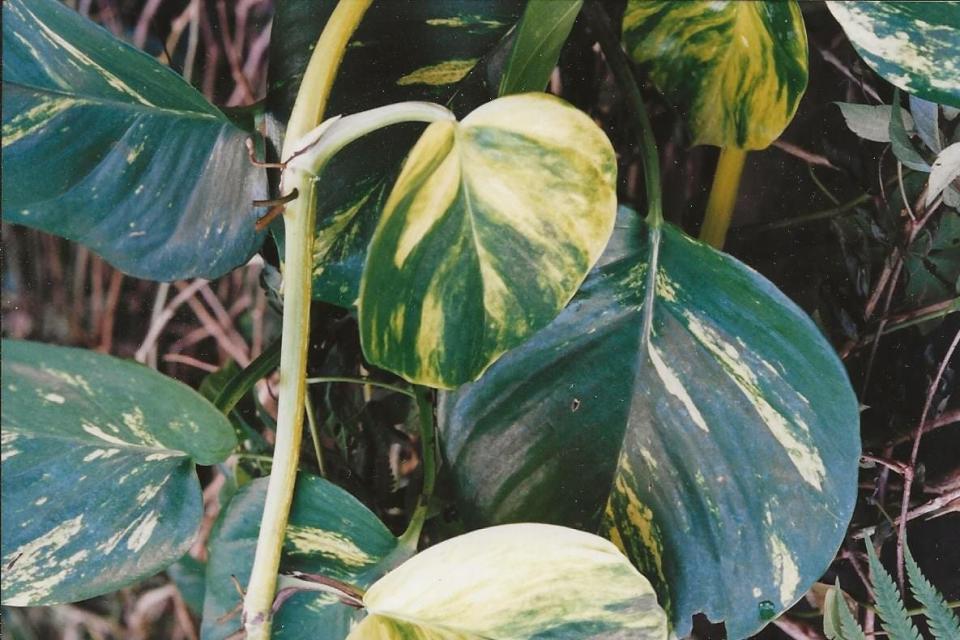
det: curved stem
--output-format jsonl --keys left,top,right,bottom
{"left": 241, "top": 2, "right": 372, "bottom": 637}
{"left": 399, "top": 386, "right": 437, "bottom": 549}
{"left": 306, "top": 376, "right": 415, "bottom": 399}
{"left": 700, "top": 146, "right": 747, "bottom": 249}
{"left": 584, "top": 1, "right": 662, "bottom": 226}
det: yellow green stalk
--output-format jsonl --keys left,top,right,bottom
{"left": 700, "top": 146, "right": 747, "bottom": 249}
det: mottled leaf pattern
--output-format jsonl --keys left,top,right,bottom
{"left": 347, "top": 524, "right": 668, "bottom": 640}
{"left": 268, "top": 1, "right": 522, "bottom": 306}
{"left": 202, "top": 474, "right": 407, "bottom": 640}
{"left": 1, "top": 0, "right": 267, "bottom": 281}
{"left": 622, "top": 0, "right": 808, "bottom": 149}
{"left": 440, "top": 215, "right": 860, "bottom": 637}
{"left": 1, "top": 340, "right": 236, "bottom": 606}
{"left": 827, "top": 2, "right": 960, "bottom": 109}
{"left": 359, "top": 93, "right": 618, "bottom": 388}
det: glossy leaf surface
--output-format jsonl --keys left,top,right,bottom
{"left": 440, "top": 216, "right": 861, "bottom": 637}
{"left": 622, "top": 0, "right": 808, "bottom": 149}
{"left": 359, "top": 93, "right": 618, "bottom": 388}
{"left": 268, "top": 1, "right": 522, "bottom": 306}
{"left": 348, "top": 524, "right": 668, "bottom": 640}
{"left": 498, "top": 0, "right": 582, "bottom": 95}
{"left": 1, "top": 0, "right": 266, "bottom": 281}
{"left": 826, "top": 2, "right": 960, "bottom": 109}
{"left": 202, "top": 474, "right": 405, "bottom": 640}
{"left": 1, "top": 340, "right": 236, "bottom": 606}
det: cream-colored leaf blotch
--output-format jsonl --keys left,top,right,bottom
{"left": 346, "top": 523, "right": 668, "bottom": 640}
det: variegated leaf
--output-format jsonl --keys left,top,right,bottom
{"left": 202, "top": 474, "right": 408, "bottom": 640}
{"left": 1, "top": 0, "right": 267, "bottom": 281}
{"left": 268, "top": 1, "right": 523, "bottom": 306}
{"left": 622, "top": 0, "right": 808, "bottom": 149}
{"left": 347, "top": 524, "right": 668, "bottom": 640}
{"left": 439, "top": 213, "right": 860, "bottom": 638}
{"left": 359, "top": 93, "right": 618, "bottom": 388}
{"left": 826, "top": 2, "right": 960, "bottom": 109}
{"left": 1, "top": 340, "right": 236, "bottom": 606}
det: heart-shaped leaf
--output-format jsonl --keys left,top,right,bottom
{"left": 202, "top": 474, "right": 408, "bottom": 640}
{"left": 622, "top": 0, "right": 808, "bottom": 149}
{"left": 268, "top": 1, "right": 523, "bottom": 306}
{"left": 359, "top": 92, "right": 617, "bottom": 388}
{"left": 1, "top": 0, "right": 267, "bottom": 281}
{"left": 826, "top": 2, "right": 960, "bottom": 109}
{"left": 1, "top": 340, "right": 236, "bottom": 606}
{"left": 347, "top": 523, "right": 668, "bottom": 640}
{"left": 439, "top": 214, "right": 860, "bottom": 638}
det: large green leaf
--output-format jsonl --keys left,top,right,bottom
{"left": 348, "top": 523, "right": 668, "bottom": 640}
{"left": 439, "top": 214, "right": 861, "bottom": 638}
{"left": 1, "top": 0, "right": 267, "bottom": 281}
{"left": 268, "top": 1, "right": 523, "bottom": 306}
{"left": 498, "top": 0, "right": 583, "bottom": 95}
{"left": 1, "top": 340, "right": 236, "bottom": 606}
{"left": 201, "top": 474, "right": 406, "bottom": 640}
{"left": 359, "top": 93, "right": 617, "bottom": 388}
{"left": 826, "top": 2, "right": 960, "bottom": 109}
{"left": 622, "top": 0, "right": 808, "bottom": 149}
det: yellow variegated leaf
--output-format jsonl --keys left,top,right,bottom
{"left": 359, "top": 92, "right": 617, "bottom": 388}
{"left": 347, "top": 524, "right": 668, "bottom": 640}
{"left": 622, "top": 0, "right": 808, "bottom": 149}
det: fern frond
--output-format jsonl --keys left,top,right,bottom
{"left": 904, "top": 545, "right": 960, "bottom": 640}
{"left": 865, "top": 538, "right": 922, "bottom": 640}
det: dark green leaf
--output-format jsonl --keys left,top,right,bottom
{"left": 1, "top": 340, "right": 236, "bottom": 606}
{"left": 268, "top": 1, "right": 523, "bottom": 307}
{"left": 1, "top": 0, "right": 267, "bottom": 281}
{"left": 201, "top": 474, "right": 408, "bottom": 640}
{"left": 890, "top": 92, "right": 931, "bottom": 172}
{"left": 439, "top": 215, "right": 860, "bottom": 638}
{"left": 167, "top": 555, "right": 207, "bottom": 616}
{"left": 498, "top": 0, "right": 582, "bottom": 95}
{"left": 826, "top": 2, "right": 960, "bottom": 108}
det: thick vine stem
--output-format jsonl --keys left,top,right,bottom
{"left": 700, "top": 146, "right": 747, "bottom": 249}
{"left": 241, "top": 1, "right": 372, "bottom": 637}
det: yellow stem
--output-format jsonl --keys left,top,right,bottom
{"left": 700, "top": 146, "right": 747, "bottom": 249}
{"left": 241, "top": 2, "right": 372, "bottom": 638}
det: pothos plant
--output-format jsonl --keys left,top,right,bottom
{"left": 2, "top": 1, "right": 957, "bottom": 639}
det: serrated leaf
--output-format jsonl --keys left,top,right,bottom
{"left": 927, "top": 143, "right": 960, "bottom": 207}
{"left": 1, "top": 0, "right": 267, "bottom": 281}
{"left": 891, "top": 95, "right": 931, "bottom": 172}
{"left": 498, "top": 0, "right": 582, "bottom": 95}
{"left": 825, "top": 581, "right": 868, "bottom": 640}
{"left": 622, "top": 0, "right": 808, "bottom": 149}
{"left": 267, "top": 1, "right": 523, "bottom": 306}
{"left": 909, "top": 95, "right": 942, "bottom": 153}
{"left": 835, "top": 103, "right": 914, "bottom": 143}
{"left": 904, "top": 545, "right": 960, "bottom": 640}
{"left": 439, "top": 214, "right": 860, "bottom": 637}
{"left": 358, "top": 93, "right": 617, "bottom": 388}
{"left": 347, "top": 524, "right": 668, "bottom": 640}
{"left": 1, "top": 340, "right": 236, "bottom": 606}
{"left": 865, "top": 539, "right": 922, "bottom": 640}
{"left": 202, "top": 474, "right": 406, "bottom": 640}
{"left": 826, "top": 2, "right": 960, "bottom": 109}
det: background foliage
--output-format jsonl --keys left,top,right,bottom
{"left": 1, "top": 1, "right": 957, "bottom": 639}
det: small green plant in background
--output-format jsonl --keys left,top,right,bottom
{"left": 2, "top": 1, "right": 958, "bottom": 639}
{"left": 823, "top": 539, "right": 960, "bottom": 640}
